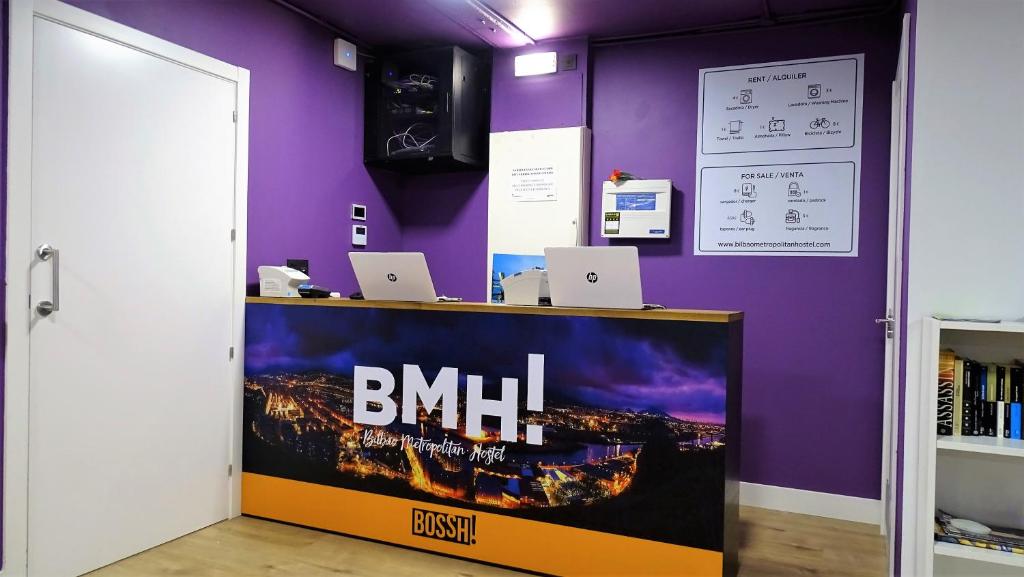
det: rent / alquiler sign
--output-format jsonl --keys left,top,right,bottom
{"left": 695, "top": 55, "right": 864, "bottom": 257}
{"left": 242, "top": 300, "right": 742, "bottom": 576}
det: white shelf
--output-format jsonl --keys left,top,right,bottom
{"left": 937, "top": 319, "right": 1024, "bottom": 334}
{"left": 934, "top": 541, "right": 1024, "bottom": 568}
{"left": 937, "top": 436, "right": 1024, "bottom": 458}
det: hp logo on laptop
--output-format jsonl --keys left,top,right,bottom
{"left": 387, "top": 273, "right": 398, "bottom": 282}
{"left": 586, "top": 272, "right": 599, "bottom": 284}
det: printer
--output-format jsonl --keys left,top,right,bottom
{"left": 500, "top": 268, "right": 550, "bottom": 306}
{"left": 258, "top": 266, "right": 310, "bottom": 298}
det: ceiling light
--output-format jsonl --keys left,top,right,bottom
{"left": 514, "top": 52, "right": 557, "bottom": 77}
{"left": 463, "top": 0, "right": 535, "bottom": 46}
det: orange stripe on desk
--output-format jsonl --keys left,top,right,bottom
{"left": 242, "top": 472, "right": 723, "bottom": 576}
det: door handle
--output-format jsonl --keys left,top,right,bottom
{"left": 36, "top": 243, "right": 59, "bottom": 316}
{"left": 875, "top": 309, "right": 895, "bottom": 339}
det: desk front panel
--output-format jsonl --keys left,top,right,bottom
{"left": 243, "top": 302, "right": 741, "bottom": 576}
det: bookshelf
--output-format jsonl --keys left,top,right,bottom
{"left": 917, "top": 318, "right": 1024, "bottom": 577}
{"left": 934, "top": 541, "right": 1024, "bottom": 569}
{"left": 936, "top": 435, "right": 1024, "bottom": 458}
{"left": 936, "top": 320, "right": 1024, "bottom": 334}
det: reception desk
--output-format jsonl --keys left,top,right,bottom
{"left": 242, "top": 297, "right": 742, "bottom": 576}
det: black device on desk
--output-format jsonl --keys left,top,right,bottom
{"left": 298, "top": 284, "right": 332, "bottom": 298}
{"left": 287, "top": 259, "right": 309, "bottom": 275}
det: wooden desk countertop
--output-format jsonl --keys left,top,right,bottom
{"left": 246, "top": 296, "right": 742, "bottom": 323}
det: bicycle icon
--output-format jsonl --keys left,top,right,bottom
{"left": 809, "top": 117, "right": 831, "bottom": 129}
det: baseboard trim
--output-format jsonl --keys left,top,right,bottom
{"left": 740, "top": 482, "right": 881, "bottom": 525}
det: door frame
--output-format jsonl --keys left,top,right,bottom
{"left": 880, "top": 13, "right": 911, "bottom": 576}
{"left": 4, "top": 1, "right": 249, "bottom": 574}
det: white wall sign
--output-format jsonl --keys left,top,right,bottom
{"left": 510, "top": 165, "right": 558, "bottom": 202}
{"left": 698, "top": 162, "right": 856, "bottom": 254}
{"left": 695, "top": 54, "right": 864, "bottom": 256}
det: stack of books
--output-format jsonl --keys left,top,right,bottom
{"left": 937, "top": 349, "right": 1024, "bottom": 438}
{"left": 935, "top": 509, "right": 1024, "bottom": 555}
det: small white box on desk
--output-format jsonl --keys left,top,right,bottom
{"left": 601, "top": 179, "right": 672, "bottom": 239}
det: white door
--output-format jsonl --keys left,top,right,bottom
{"left": 881, "top": 13, "right": 911, "bottom": 574}
{"left": 24, "top": 8, "right": 243, "bottom": 576}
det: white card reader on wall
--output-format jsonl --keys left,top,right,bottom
{"left": 601, "top": 179, "right": 672, "bottom": 239}
{"left": 352, "top": 224, "right": 367, "bottom": 247}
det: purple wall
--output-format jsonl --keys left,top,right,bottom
{"left": 490, "top": 37, "right": 590, "bottom": 132}
{"left": 401, "top": 19, "right": 899, "bottom": 499}
{"left": 60, "top": 0, "right": 404, "bottom": 293}
{"left": 589, "top": 19, "right": 898, "bottom": 499}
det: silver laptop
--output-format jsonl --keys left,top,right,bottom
{"left": 349, "top": 252, "right": 438, "bottom": 302}
{"left": 544, "top": 246, "right": 643, "bottom": 310}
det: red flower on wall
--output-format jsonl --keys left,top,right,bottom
{"left": 609, "top": 168, "right": 637, "bottom": 184}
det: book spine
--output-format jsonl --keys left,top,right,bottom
{"left": 1012, "top": 403, "right": 1022, "bottom": 440}
{"left": 972, "top": 361, "right": 982, "bottom": 436}
{"left": 988, "top": 364, "right": 999, "bottom": 402}
{"left": 997, "top": 366, "right": 1007, "bottom": 401}
{"left": 986, "top": 401, "right": 997, "bottom": 436}
{"left": 954, "top": 359, "right": 964, "bottom": 436}
{"left": 998, "top": 400, "right": 1006, "bottom": 438}
{"left": 1004, "top": 401, "right": 1011, "bottom": 438}
{"left": 980, "top": 364, "right": 988, "bottom": 403}
{"left": 963, "top": 361, "right": 975, "bottom": 436}
{"left": 937, "top": 351, "right": 956, "bottom": 435}
{"left": 1012, "top": 367, "right": 1023, "bottom": 403}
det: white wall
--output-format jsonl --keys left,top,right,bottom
{"left": 901, "top": 1, "right": 1024, "bottom": 574}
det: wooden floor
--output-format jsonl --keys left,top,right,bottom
{"left": 89, "top": 506, "right": 886, "bottom": 577}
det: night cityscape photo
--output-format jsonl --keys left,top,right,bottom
{"left": 244, "top": 304, "right": 730, "bottom": 550}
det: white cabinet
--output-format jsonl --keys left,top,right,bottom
{"left": 486, "top": 127, "right": 591, "bottom": 300}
